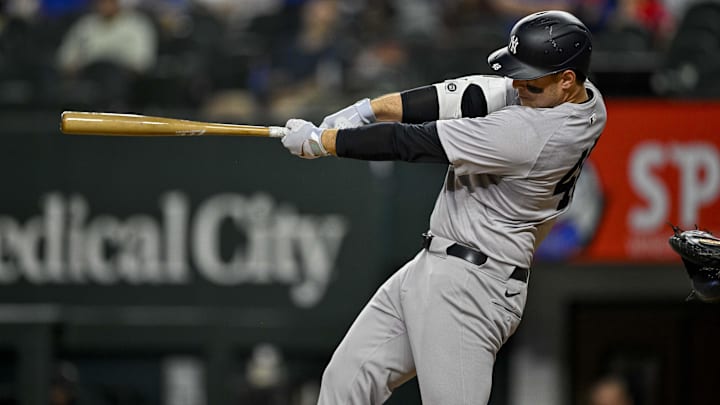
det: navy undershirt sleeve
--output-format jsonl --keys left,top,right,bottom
{"left": 336, "top": 122, "right": 449, "bottom": 163}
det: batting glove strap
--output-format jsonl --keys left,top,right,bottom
{"left": 354, "top": 98, "right": 377, "bottom": 124}
{"left": 305, "top": 129, "right": 329, "bottom": 158}
{"left": 320, "top": 98, "right": 376, "bottom": 129}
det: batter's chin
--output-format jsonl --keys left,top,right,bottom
{"left": 516, "top": 94, "right": 534, "bottom": 106}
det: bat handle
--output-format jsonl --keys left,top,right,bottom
{"left": 268, "top": 126, "right": 289, "bottom": 138}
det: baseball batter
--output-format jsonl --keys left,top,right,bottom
{"left": 282, "top": 10, "right": 607, "bottom": 405}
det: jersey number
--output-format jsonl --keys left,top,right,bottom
{"left": 553, "top": 149, "right": 588, "bottom": 211}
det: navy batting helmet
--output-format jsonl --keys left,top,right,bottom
{"left": 487, "top": 10, "right": 592, "bottom": 80}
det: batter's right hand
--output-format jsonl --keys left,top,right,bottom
{"left": 320, "top": 98, "right": 376, "bottom": 129}
{"left": 282, "top": 119, "right": 329, "bottom": 159}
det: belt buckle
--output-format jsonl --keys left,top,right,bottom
{"left": 421, "top": 232, "right": 433, "bottom": 249}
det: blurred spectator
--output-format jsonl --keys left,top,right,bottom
{"left": 56, "top": 0, "right": 157, "bottom": 109}
{"left": 345, "top": 37, "right": 412, "bottom": 93}
{"left": 632, "top": 0, "right": 674, "bottom": 36}
{"left": 344, "top": 0, "right": 394, "bottom": 43}
{"left": 441, "top": 0, "right": 499, "bottom": 31}
{"left": 650, "top": 1, "right": 720, "bottom": 97}
{"left": 614, "top": 0, "right": 674, "bottom": 42}
{"left": 661, "top": 0, "right": 705, "bottom": 20}
{"left": 4, "top": 0, "right": 39, "bottom": 21}
{"left": 49, "top": 363, "right": 78, "bottom": 405}
{"left": 587, "top": 375, "right": 636, "bottom": 405}
{"left": 490, "top": 0, "right": 574, "bottom": 23}
{"left": 234, "top": 344, "right": 292, "bottom": 405}
{"left": 57, "top": 0, "right": 156, "bottom": 75}
{"left": 193, "top": 0, "right": 284, "bottom": 27}
{"left": 577, "top": 0, "right": 673, "bottom": 43}
{"left": 49, "top": 361, "right": 111, "bottom": 405}
{"left": 274, "top": 0, "right": 340, "bottom": 85}
{"left": 0, "top": 0, "right": 35, "bottom": 105}
{"left": 261, "top": 0, "right": 343, "bottom": 119}
{"left": 0, "top": 0, "right": 30, "bottom": 72}
{"left": 390, "top": 0, "right": 442, "bottom": 40}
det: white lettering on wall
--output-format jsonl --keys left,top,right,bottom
{"left": 629, "top": 142, "right": 720, "bottom": 231}
{"left": 629, "top": 142, "right": 669, "bottom": 231}
{"left": 0, "top": 192, "right": 349, "bottom": 308}
{"left": 671, "top": 144, "right": 720, "bottom": 225}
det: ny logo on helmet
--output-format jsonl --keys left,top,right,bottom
{"left": 509, "top": 35, "right": 519, "bottom": 54}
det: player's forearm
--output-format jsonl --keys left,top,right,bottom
{"left": 370, "top": 87, "right": 440, "bottom": 124}
{"left": 370, "top": 93, "right": 403, "bottom": 122}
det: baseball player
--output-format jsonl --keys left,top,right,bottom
{"left": 282, "top": 10, "right": 607, "bottom": 405}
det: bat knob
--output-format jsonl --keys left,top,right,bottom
{"left": 268, "top": 126, "right": 289, "bottom": 138}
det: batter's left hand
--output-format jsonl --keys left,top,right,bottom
{"left": 282, "top": 119, "right": 329, "bottom": 159}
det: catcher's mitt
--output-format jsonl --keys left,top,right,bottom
{"left": 668, "top": 226, "right": 720, "bottom": 303}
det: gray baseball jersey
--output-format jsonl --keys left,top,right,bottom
{"left": 317, "top": 76, "right": 607, "bottom": 405}
{"left": 433, "top": 78, "right": 606, "bottom": 268}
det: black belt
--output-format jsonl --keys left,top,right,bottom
{"left": 422, "top": 233, "right": 529, "bottom": 283}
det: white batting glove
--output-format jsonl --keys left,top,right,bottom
{"left": 282, "top": 119, "right": 329, "bottom": 159}
{"left": 319, "top": 98, "right": 376, "bottom": 129}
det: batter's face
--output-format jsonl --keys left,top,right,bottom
{"left": 512, "top": 71, "right": 574, "bottom": 108}
{"left": 95, "top": 0, "right": 120, "bottom": 19}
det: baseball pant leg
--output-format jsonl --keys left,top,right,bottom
{"left": 316, "top": 256, "right": 419, "bottom": 405}
{"left": 403, "top": 241, "right": 526, "bottom": 405}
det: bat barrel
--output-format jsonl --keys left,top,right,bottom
{"left": 60, "top": 111, "right": 286, "bottom": 137}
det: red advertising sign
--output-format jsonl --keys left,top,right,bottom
{"left": 578, "top": 100, "right": 720, "bottom": 262}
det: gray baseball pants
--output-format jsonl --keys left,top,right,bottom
{"left": 316, "top": 234, "right": 528, "bottom": 405}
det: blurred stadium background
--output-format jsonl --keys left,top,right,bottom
{"left": 0, "top": 0, "right": 719, "bottom": 404}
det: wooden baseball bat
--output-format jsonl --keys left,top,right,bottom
{"left": 60, "top": 111, "right": 288, "bottom": 137}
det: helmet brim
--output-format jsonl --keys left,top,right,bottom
{"left": 487, "top": 47, "right": 563, "bottom": 80}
